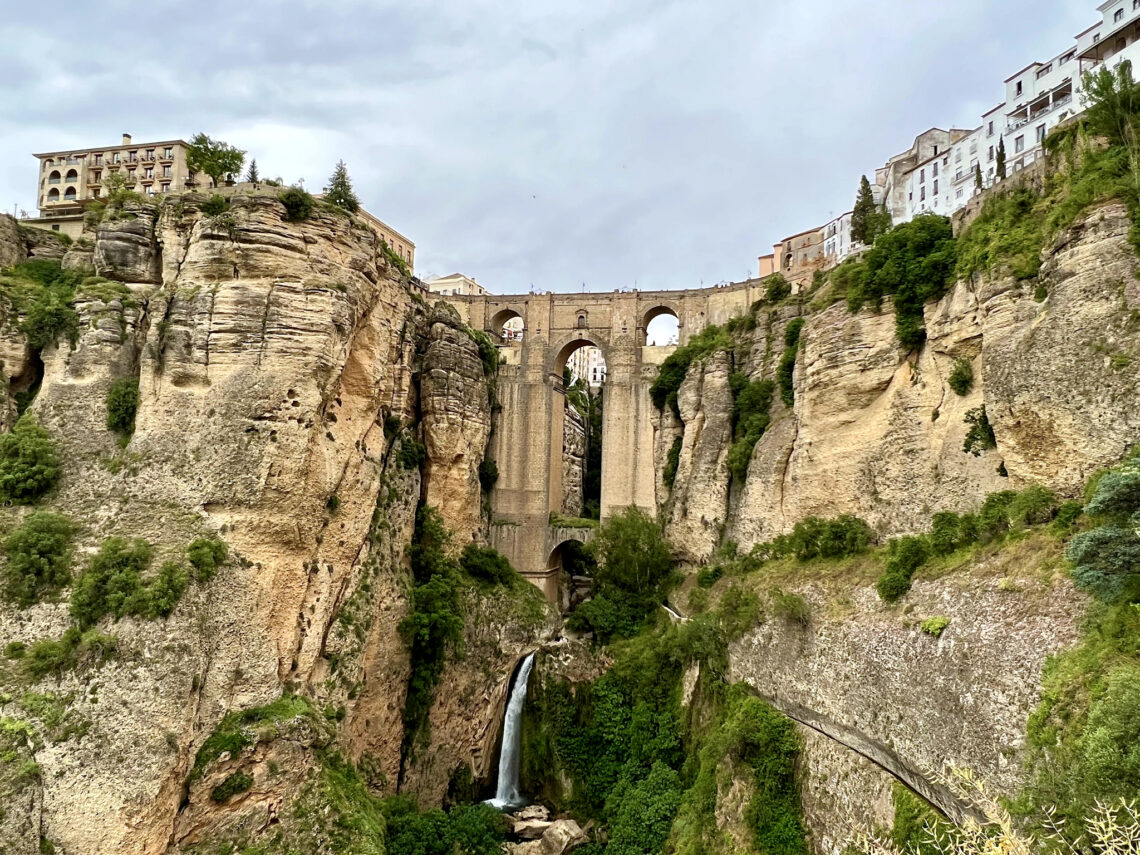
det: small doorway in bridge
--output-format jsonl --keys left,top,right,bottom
{"left": 548, "top": 539, "right": 597, "bottom": 613}
{"left": 643, "top": 307, "right": 680, "bottom": 346}
{"left": 490, "top": 309, "right": 524, "bottom": 344}
{"left": 557, "top": 342, "right": 606, "bottom": 521}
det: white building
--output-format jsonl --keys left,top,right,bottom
{"left": 822, "top": 211, "right": 857, "bottom": 263}
{"left": 426, "top": 273, "right": 488, "bottom": 297}
{"left": 566, "top": 346, "right": 606, "bottom": 389}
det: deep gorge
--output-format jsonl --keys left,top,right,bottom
{"left": 0, "top": 125, "right": 1138, "bottom": 855}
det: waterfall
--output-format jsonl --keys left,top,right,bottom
{"left": 487, "top": 652, "right": 536, "bottom": 809}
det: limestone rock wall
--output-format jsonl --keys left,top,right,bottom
{"left": 0, "top": 190, "right": 506, "bottom": 854}
{"left": 562, "top": 402, "right": 586, "bottom": 516}
{"left": 661, "top": 202, "right": 1140, "bottom": 559}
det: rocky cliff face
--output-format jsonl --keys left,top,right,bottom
{"left": 661, "top": 202, "right": 1140, "bottom": 561}
{"left": 561, "top": 403, "right": 586, "bottom": 516}
{"left": 0, "top": 197, "right": 538, "bottom": 854}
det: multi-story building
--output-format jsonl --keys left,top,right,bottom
{"left": 822, "top": 211, "right": 856, "bottom": 262}
{"left": 354, "top": 208, "right": 416, "bottom": 271}
{"left": 23, "top": 134, "right": 193, "bottom": 237}
{"left": 875, "top": 128, "right": 974, "bottom": 224}
{"left": 426, "top": 273, "right": 488, "bottom": 297}
{"left": 772, "top": 226, "right": 827, "bottom": 286}
{"left": 566, "top": 345, "right": 607, "bottom": 388}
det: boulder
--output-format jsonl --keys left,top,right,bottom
{"left": 541, "top": 819, "right": 587, "bottom": 855}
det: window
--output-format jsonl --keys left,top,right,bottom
{"left": 1094, "top": 33, "right": 1101, "bottom": 43}
{"left": 933, "top": 179, "right": 939, "bottom": 194}
{"left": 144, "top": 167, "right": 154, "bottom": 178}
{"left": 1015, "top": 135, "right": 1025, "bottom": 153}
{"left": 956, "top": 149, "right": 962, "bottom": 161}
{"left": 577, "top": 315, "right": 586, "bottom": 329}
{"left": 163, "top": 165, "right": 172, "bottom": 177}
{"left": 920, "top": 168, "right": 926, "bottom": 182}
{"left": 933, "top": 145, "right": 940, "bottom": 155}
{"left": 920, "top": 187, "right": 926, "bottom": 201}
{"left": 1016, "top": 81, "right": 1023, "bottom": 96}
{"left": 146, "top": 149, "right": 155, "bottom": 160}
{"left": 164, "top": 147, "right": 173, "bottom": 159}
{"left": 161, "top": 183, "right": 170, "bottom": 193}
{"left": 933, "top": 162, "right": 939, "bottom": 177}
{"left": 957, "top": 188, "right": 964, "bottom": 199}
{"left": 908, "top": 191, "right": 913, "bottom": 201}
{"left": 1036, "top": 64, "right": 1053, "bottom": 78}
{"left": 1115, "top": 8, "right": 1124, "bottom": 22}
{"left": 988, "top": 145, "right": 995, "bottom": 161}
{"left": 988, "top": 120, "right": 994, "bottom": 136}
{"left": 1037, "top": 123, "right": 1047, "bottom": 142}
{"left": 955, "top": 168, "right": 964, "bottom": 180}
{"left": 51, "top": 224, "right": 59, "bottom": 232}
{"left": 93, "top": 189, "right": 101, "bottom": 198}
{"left": 129, "top": 150, "right": 138, "bottom": 162}
{"left": 94, "top": 154, "right": 103, "bottom": 165}
{"left": 113, "top": 153, "right": 121, "bottom": 163}
{"left": 92, "top": 171, "right": 101, "bottom": 183}
{"left": 1062, "top": 50, "right": 1076, "bottom": 63}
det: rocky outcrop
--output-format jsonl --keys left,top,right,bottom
{"left": 662, "top": 202, "right": 1140, "bottom": 554}
{"left": 0, "top": 214, "right": 28, "bottom": 269}
{"left": 725, "top": 545, "right": 1086, "bottom": 851}
{"left": 421, "top": 302, "right": 493, "bottom": 546}
{"left": 562, "top": 402, "right": 586, "bottom": 516}
{"left": 94, "top": 202, "right": 162, "bottom": 283}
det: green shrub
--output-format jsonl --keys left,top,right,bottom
{"left": 459, "top": 543, "right": 515, "bottom": 586}
{"left": 383, "top": 796, "right": 508, "bottom": 855}
{"left": 566, "top": 507, "right": 676, "bottom": 642}
{"left": 2, "top": 513, "right": 73, "bottom": 606}
{"left": 783, "top": 318, "right": 805, "bottom": 349}
{"left": 606, "top": 761, "right": 684, "bottom": 855}
{"left": 0, "top": 416, "right": 61, "bottom": 504}
{"left": 467, "top": 327, "right": 500, "bottom": 376}
{"left": 142, "top": 562, "right": 188, "bottom": 618}
{"left": 191, "top": 695, "right": 314, "bottom": 779}
{"left": 777, "top": 320, "right": 806, "bottom": 410}
{"left": 764, "top": 273, "right": 792, "bottom": 303}
{"left": 187, "top": 536, "right": 227, "bottom": 582}
{"left": 876, "top": 536, "right": 930, "bottom": 603}
{"left": 845, "top": 215, "right": 957, "bottom": 348}
{"left": 22, "top": 627, "right": 117, "bottom": 679}
{"left": 1053, "top": 500, "right": 1084, "bottom": 534}
{"left": 928, "top": 510, "right": 978, "bottom": 556}
{"left": 2, "top": 260, "right": 82, "bottom": 352}
{"left": 1009, "top": 485, "right": 1057, "bottom": 528}
{"left": 478, "top": 458, "right": 498, "bottom": 492}
{"left": 921, "top": 616, "right": 950, "bottom": 637}
{"left": 326, "top": 494, "right": 341, "bottom": 512}
{"left": 105, "top": 377, "right": 139, "bottom": 436}
{"left": 978, "top": 489, "right": 1018, "bottom": 543}
{"left": 398, "top": 434, "right": 426, "bottom": 470}
{"left": 786, "top": 515, "right": 872, "bottom": 561}
{"left": 649, "top": 325, "right": 732, "bottom": 412}
{"left": 962, "top": 405, "right": 997, "bottom": 456}
{"left": 770, "top": 587, "right": 810, "bottom": 626}
{"left": 947, "top": 357, "right": 974, "bottom": 396}
{"left": 280, "top": 187, "right": 314, "bottom": 221}
{"left": 696, "top": 565, "right": 722, "bottom": 588}
{"left": 69, "top": 537, "right": 153, "bottom": 628}
{"left": 209, "top": 770, "right": 253, "bottom": 803}
{"left": 664, "top": 436, "right": 683, "bottom": 489}
{"left": 200, "top": 194, "right": 229, "bottom": 216}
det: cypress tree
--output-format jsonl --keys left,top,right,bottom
{"left": 245, "top": 159, "right": 260, "bottom": 183}
{"left": 851, "top": 175, "right": 878, "bottom": 245}
{"left": 996, "top": 138, "right": 1007, "bottom": 180}
{"left": 325, "top": 160, "right": 360, "bottom": 213}
{"left": 974, "top": 163, "right": 983, "bottom": 191}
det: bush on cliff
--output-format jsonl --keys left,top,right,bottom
{"left": 947, "top": 357, "right": 974, "bottom": 396}
{"left": 2, "top": 512, "right": 73, "bottom": 607}
{"left": 567, "top": 506, "right": 676, "bottom": 642}
{"left": 649, "top": 325, "right": 732, "bottom": 413}
{"left": 280, "top": 187, "right": 314, "bottom": 221}
{"left": 1066, "top": 458, "right": 1140, "bottom": 600}
{"left": 106, "top": 377, "right": 139, "bottom": 437}
{"left": 0, "top": 415, "right": 61, "bottom": 504}
{"left": 875, "top": 535, "right": 930, "bottom": 603}
{"left": 459, "top": 543, "right": 515, "bottom": 586}
{"left": 0, "top": 260, "right": 81, "bottom": 352}
{"left": 727, "top": 374, "right": 775, "bottom": 481}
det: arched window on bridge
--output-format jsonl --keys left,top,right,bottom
{"left": 555, "top": 339, "right": 607, "bottom": 521}
{"left": 643, "top": 306, "right": 680, "bottom": 346}
{"left": 548, "top": 539, "right": 597, "bottom": 612}
{"left": 489, "top": 308, "right": 524, "bottom": 343}
{"left": 577, "top": 314, "right": 587, "bottom": 329}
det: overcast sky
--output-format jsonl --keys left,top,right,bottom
{"left": 0, "top": 1, "right": 1096, "bottom": 293}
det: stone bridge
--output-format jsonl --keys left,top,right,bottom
{"left": 446, "top": 280, "right": 769, "bottom": 603}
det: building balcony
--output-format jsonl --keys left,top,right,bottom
{"left": 47, "top": 178, "right": 61, "bottom": 184}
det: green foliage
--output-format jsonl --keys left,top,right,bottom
{"left": 280, "top": 187, "right": 315, "bottom": 221}
{"left": 467, "top": 327, "right": 500, "bottom": 376}
{"left": 844, "top": 215, "right": 957, "bottom": 349}
{"left": 955, "top": 186, "right": 1045, "bottom": 281}
{"left": 210, "top": 770, "right": 254, "bottom": 803}
{"left": 187, "top": 536, "right": 228, "bottom": 582}
{"left": 978, "top": 489, "right": 1018, "bottom": 543}
{"left": 381, "top": 239, "right": 411, "bottom": 276}
{"left": 1066, "top": 458, "right": 1140, "bottom": 600}
{"left": 962, "top": 405, "right": 997, "bottom": 456}
{"left": 69, "top": 537, "right": 153, "bottom": 628}
{"left": 400, "top": 507, "right": 464, "bottom": 751}
{"left": 876, "top": 535, "right": 930, "bottom": 603}
{"left": 478, "top": 458, "right": 498, "bottom": 492}
{"left": 383, "top": 795, "right": 508, "bottom": 855}
{"left": 1008, "top": 485, "right": 1057, "bottom": 528}
{"left": 567, "top": 507, "right": 676, "bottom": 642}
{"left": 928, "top": 510, "right": 979, "bottom": 556}
{"left": 325, "top": 160, "right": 360, "bottom": 213}
{"left": 1082, "top": 60, "right": 1140, "bottom": 147}
{"left": 649, "top": 325, "right": 732, "bottom": 412}
{"left": 947, "top": 357, "right": 974, "bottom": 396}
{"left": 996, "top": 137, "right": 1007, "bottom": 179}
{"left": 200, "top": 194, "right": 229, "bottom": 216}
{"left": 851, "top": 174, "right": 890, "bottom": 245}
{"left": 920, "top": 616, "right": 950, "bottom": 637}
{"left": 764, "top": 273, "right": 792, "bottom": 303}
{"left": 398, "top": 433, "right": 426, "bottom": 470}
{"left": 785, "top": 515, "right": 873, "bottom": 561}
{"left": 186, "top": 132, "right": 246, "bottom": 185}
{"left": 606, "top": 761, "right": 684, "bottom": 855}
{"left": 458, "top": 543, "right": 515, "bottom": 586}
{"left": 191, "top": 695, "right": 315, "bottom": 779}
{"left": 695, "top": 565, "right": 722, "bottom": 588}
{"left": 770, "top": 587, "right": 810, "bottom": 626}
{"left": 890, "top": 783, "right": 946, "bottom": 855}
{"left": 244, "top": 159, "right": 260, "bottom": 183}
{"left": 664, "top": 436, "right": 683, "bottom": 490}
{"left": 775, "top": 318, "right": 806, "bottom": 408}
{"left": 2, "top": 513, "right": 73, "bottom": 606}
{"left": 727, "top": 375, "right": 775, "bottom": 481}
{"left": 106, "top": 377, "right": 139, "bottom": 436}
{"left": 22, "top": 627, "right": 117, "bottom": 679}
{"left": 0, "top": 260, "right": 82, "bottom": 353}
{"left": 0, "top": 416, "right": 61, "bottom": 504}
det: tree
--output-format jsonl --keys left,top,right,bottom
{"left": 325, "top": 160, "right": 360, "bottom": 213}
{"left": 974, "top": 163, "right": 984, "bottom": 191}
{"left": 851, "top": 175, "right": 879, "bottom": 245}
{"left": 186, "top": 133, "right": 246, "bottom": 187}
{"left": 996, "top": 137, "right": 1007, "bottom": 180}
{"left": 0, "top": 415, "right": 61, "bottom": 503}
{"left": 1081, "top": 59, "right": 1140, "bottom": 148}
{"left": 245, "top": 158, "right": 260, "bottom": 184}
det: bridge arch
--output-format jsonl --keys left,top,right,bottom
{"left": 489, "top": 308, "right": 525, "bottom": 343}
{"left": 642, "top": 304, "right": 681, "bottom": 346}
{"left": 549, "top": 334, "right": 610, "bottom": 379}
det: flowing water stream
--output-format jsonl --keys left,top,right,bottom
{"left": 487, "top": 652, "right": 536, "bottom": 809}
